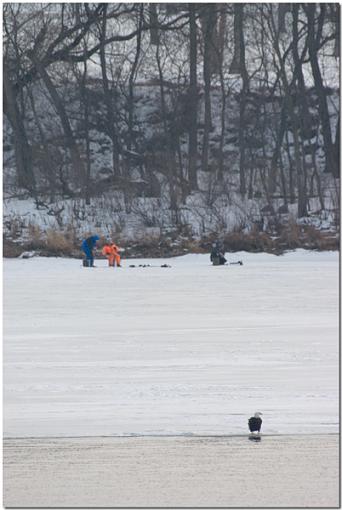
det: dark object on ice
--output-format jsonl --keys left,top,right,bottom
{"left": 211, "top": 255, "right": 227, "bottom": 265}
{"left": 210, "top": 241, "right": 227, "bottom": 265}
{"left": 249, "top": 434, "right": 261, "bottom": 442}
{"left": 81, "top": 235, "right": 99, "bottom": 267}
{"left": 129, "top": 264, "right": 171, "bottom": 268}
{"left": 248, "top": 412, "right": 263, "bottom": 435}
{"left": 230, "top": 260, "right": 243, "bottom": 266}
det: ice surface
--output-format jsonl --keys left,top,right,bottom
{"left": 3, "top": 250, "right": 339, "bottom": 437}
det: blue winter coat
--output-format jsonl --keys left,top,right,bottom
{"left": 81, "top": 235, "right": 99, "bottom": 253}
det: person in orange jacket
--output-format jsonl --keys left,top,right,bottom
{"left": 102, "top": 241, "right": 121, "bottom": 267}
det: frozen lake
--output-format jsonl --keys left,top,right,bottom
{"left": 3, "top": 250, "right": 339, "bottom": 437}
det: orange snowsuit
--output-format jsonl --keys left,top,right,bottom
{"left": 102, "top": 243, "right": 121, "bottom": 267}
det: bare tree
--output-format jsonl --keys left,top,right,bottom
{"left": 149, "top": 3, "right": 159, "bottom": 45}
{"left": 304, "top": 4, "right": 339, "bottom": 178}
{"left": 188, "top": 3, "right": 198, "bottom": 190}
{"left": 277, "top": 4, "right": 291, "bottom": 34}
{"left": 3, "top": 67, "right": 35, "bottom": 191}
{"left": 98, "top": 4, "right": 121, "bottom": 179}
{"left": 3, "top": 5, "right": 36, "bottom": 191}
{"left": 200, "top": 4, "right": 217, "bottom": 173}
{"left": 229, "top": 4, "right": 248, "bottom": 196}
{"left": 155, "top": 37, "right": 178, "bottom": 221}
{"left": 292, "top": 4, "right": 324, "bottom": 210}
{"left": 28, "top": 50, "right": 87, "bottom": 194}
{"left": 127, "top": 5, "right": 144, "bottom": 152}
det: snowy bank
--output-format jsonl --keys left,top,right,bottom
{"left": 4, "top": 435, "right": 339, "bottom": 507}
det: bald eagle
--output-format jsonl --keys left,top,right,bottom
{"left": 248, "top": 412, "right": 263, "bottom": 434}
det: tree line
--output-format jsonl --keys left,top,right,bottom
{"left": 3, "top": 3, "right": 340, "bottom": 219}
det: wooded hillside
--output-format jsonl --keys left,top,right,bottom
{"left": 3, "top": 3, "right": 340, "bottom": 255}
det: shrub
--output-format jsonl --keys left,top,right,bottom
{"left": 9, "top": 218, "right": 24, "bottom": 239}
{"left": 278, "top": 221, "right": 301, "bottom": 249}
{"left": 45, "top": 229, "right": 74, "bottom": 254}
{"left": 3, "top": 239, "right": 23, "bottom": 258}
{"left": 223, "top": 230, "right": 275, "bottom": 253}
{"left": 25, "top": 224, "right": 46, "bottom": 250}
{"left": 27, "top": 223, "right": 43, "bottom": 243}
{"left": 302, "top": 226, "right": 339, "bottom": 250}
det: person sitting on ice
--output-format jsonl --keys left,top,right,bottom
{"left": 102, "top": 241, "right": 121, "bottom": 267}
{"left": 210, "top": 241, "right": 227, "bottom": 266}
{"left": 81, "top": 235, "right": 99, "bottom": 267}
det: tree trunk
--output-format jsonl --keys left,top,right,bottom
{"left": 156, "top": 42, "right": 178, "bottom": 220}
{"left": 306, "top": 4, "right": 339, "bottom": 178}
{"left": 292, "top": 4, "right": 323, "bottom": 210}
{"left": 229, "top": 4, "right": 246, "bottom": 75}
{"left": 188, "top": 3, "right": 198, "bottom": 190}
{"left": 3, "top": 69, "right": 36, "bottom": 191}
{"left": 269, "top": 100, "right": 286, "bottom": 194}
{"left": 285, "top": 97, "right": 307, "bottom": 217}
{"left": 278, "top": 4, "right": 291, "bottom": 33}
{"left": 285, "top": 128, "right": 295, "bottom": 204}
{"left": 229, "top": 4, "right": 241, "bottom": 74}
{"left": 333, "top": 4, "right": 340, "bottom": 58}
{"left": 232, "top": 4, "right": 248, "bottom": 196}
{"left": 278, "top": 150, "right": 288, "bottom": 206}
{"left": 27, "top": 86, "right": 56, "bottom": 200}
{"left": 80, "top": 56, "right": 91, "bottom": 205}
{"left": 127, "top": 5, "right": 143, "bottom": 152}
{"left": 29, "top": 52, "right": 86, "bottom": 193}
{"left": 201, "top": 5, "right": 216, "bottom": 173}
{"left": 270, "top": 10, "right": 307, "bottom": 216}
{"left": 149, "top": 4, "right": 159, "bottom": 45}
{"left": 217, "top": 61, "right": 226, "bottom": 182}
{"left": 334, "top": 113, "right": 340, "bottom": 177}
{"left": 99, "top": 5, "right": 121, "bottom": 179}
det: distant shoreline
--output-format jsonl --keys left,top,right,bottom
{"left": 4, "top": 225, "right": 339, "bottom": 259}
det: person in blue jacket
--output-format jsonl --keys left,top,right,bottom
{"left": 81, "top": 235, "right": 99, "bottom": 267}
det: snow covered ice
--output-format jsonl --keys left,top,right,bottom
{"left": 3, "top": 250, "right": 338, "bottom": 438}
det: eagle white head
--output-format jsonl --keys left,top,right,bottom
{"left": 254, "top": 412, "right": 263, "bottom": 418}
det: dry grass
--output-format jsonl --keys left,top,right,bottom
{"left": 222, "top": 229, "right": 275, "bottom": 253}
{"left": 45, "top": 229, "right": 75, "bottom": 254}
{"left": 3, "top": 219, "right": 339, "bottom": 259}
{"left": 277, "top": 222, "right": 339, "bottom": 251}
{"left": 301, "top": 226, "right": 339, "bottom": 250}
{"left": 16, "top": 225, "right": 80, "bottom": 257}
{"left": 278, "top": 220, "right": 302, "bottom": 249}
{"left": 27, "top": 224, "right": 44, "bottom": 247}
